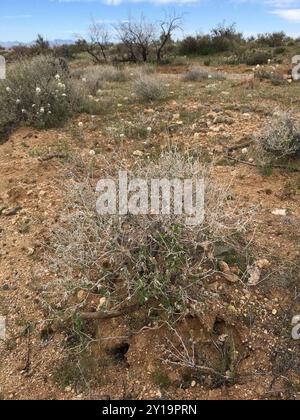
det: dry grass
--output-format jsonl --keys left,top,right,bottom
{"left": 73, "top": 65, "right": 129, "bottom": 95}
{"left": 134, "top": 73, "right": 165, "bottom": 102}
{"left": 255, "top": 112, "right": 300, "bottom": 164}
{"left": 183, "top": 67, "right": 226, "bottom": 82}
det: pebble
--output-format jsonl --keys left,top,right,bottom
{"left": 133, "top": 150, "right": 144, "bottom": 157}
{"left": 97, "top": 297, "right": 107, "bottom": 311}
{"left": 272, "top": 209, "right": 287, "bottom": 216}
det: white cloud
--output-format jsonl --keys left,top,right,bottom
{"left": 271, "top": 7, "right": 300, "bottom": 20}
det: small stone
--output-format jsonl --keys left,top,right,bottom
{"left": 256, "top": 259, "right": 271, "bottom": 269}
{"left": 2, "top": 205, "right": 22, "bottom": 217}
{"left": 213, "top": 115, "right": 234, "bottom": 125}
{"left": 27, "top": 247, "right": 35, "bottom": 256}
{"left": 133, "top": 150, "right": 144, "bottom": 157}
{"left": 97, "top": 297, "right": 107, "bottom": 311}
{"left": 77, "top": 290, "right": 86, "bottom": 302}
{"left": 218, "top": 334, "right": 228, "bottom": 343}
{"left": 219, "top": 261, "right": 230, "bottom": 273}
{"left": 272, "top": 209, "right": 287, "bottom": 216}
{"left": 191, "top": 380, "right": 196, "bottom": 388}
{"left": 272, "top": 309, "right": 277, "bottom": 316}
{"left": 247, "top": 265, "right": 261, "bottom": 286}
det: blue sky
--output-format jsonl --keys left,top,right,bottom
{"left": 1, "top": 0, "right": 300, "bottom": 42}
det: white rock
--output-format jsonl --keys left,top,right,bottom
{"left": 133, "top": 150, "right": 143, "bottom": 157}
{"left": 272, "top": 209, "right": 287, "bottom": 216}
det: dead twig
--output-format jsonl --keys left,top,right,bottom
{"left": 38, "top": 153, "right": 67, "bottom": 162}
{"left": 226, "top": 156, "right": 300, "bottom": 172}
{"left": 225, "top": 142, "right": 253, "bottom": 153}
{"left": 80, "top": 304, "right": 140, "bottom": 320}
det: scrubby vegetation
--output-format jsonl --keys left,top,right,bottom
{"left": 183, "top": 67, "right": 226, "bottom": 82}
{"left": 1, "top": 17, "right": 300, "bottom": 401}
{"left": 45, "top": 151, "right": 253, "bottom": 323}
{"left": 134, "top": 73, "right": 165, "bottom": 102}
{"left": 255, "top": 113, "right": 300, "bottom": 164}
{"left": 2, "top": 21, "right": 300, "bottom": 67}
{"left": 0, "top": 55, "right": 91, "bottom": 133}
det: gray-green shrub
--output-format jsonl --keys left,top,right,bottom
{"left": 134, "top": 74, "right": 165, "bottom": 102}
{"left": 0, "top": 55, "right": 90, "bottom": 131}
{"left": 255, "top": 113, "right": 300, "bottom": 163}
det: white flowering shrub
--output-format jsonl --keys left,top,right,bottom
{"left": 0, "top": 55, "right": 90, "bottom": 132}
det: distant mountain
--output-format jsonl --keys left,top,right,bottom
{"left": 0, "top": 40, "right": 75, "bottom": 49}
{"left": 49, "top": 39, "right": 75, "bottom": 47}
{"left": 0, "top": 41, "right": 23, "bottom": 49}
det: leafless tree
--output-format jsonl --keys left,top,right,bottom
{"left": 77, "top": 20, "right": 110, "bottom": 63}
{"left": 115, "top": 16, "right": 156, "bottom": 63}
{"left": 155, "top": 13, "right": 183, "bottom": 63}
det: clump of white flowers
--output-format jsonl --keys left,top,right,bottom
{"left": 0, "top": 55, "right": 93, "bottom": 132}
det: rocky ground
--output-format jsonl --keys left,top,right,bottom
{"left": 0, "top": 64, "right": 300, "bottom": 400}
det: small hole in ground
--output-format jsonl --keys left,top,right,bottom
{"left": 109, "top": 343, "right": 130, "bottom": 363}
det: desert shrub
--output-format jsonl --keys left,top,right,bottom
{"left": 255, "top": 113, "right": 300, "bottom": 164}
{"left": 172, "top": 56, "right": 188, "bottom": 66}
{"left": 210, "top": 23, "right": 244, "bottom": 53}
{"left": 180, "top": 35, "right": 216, "bottom": 56}
{"left": 125, "top": 64, "right": 156, "bottom": 79}
{"left": 0, "top": 55, "right": 90, "bottom": 131}
{"left": 72, "top": 65, "right": 128, "bottom": 96}
{"left": 245, "top": 51, "right": 271, "bottom": 66}
{"left": 183, "top": 67, "right": 209, "bottom": 81}
{"left": 256, "top": 32, "right": 288, "bottom": 48}
{"left": 254, "top": 69, "right": 285, "bottom": 85}
{"left": 180, "top": 24, "right": 243, "bottom": 57}
{"left": 179, "top": 36, "right": 200, "bottom": 55}
{"left": 45, "top": 151, "right": 253, "bottom": 319}
{"left": 183, "top": 67, "right": 226, "bottom": 82}
{"left": 134, "top": 74, "right": 164, "bottom": 102}
{"left": 274, "top": 46, "right": 286, "bottom": 55}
